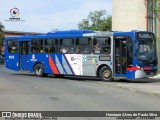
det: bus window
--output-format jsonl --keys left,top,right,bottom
{"left": 45, "top": 39, "right": 58, "bottom": 53}
{"left": 127, "top": 37, "right": 133, "bottom": 66}
{"left": 20, "top": 42, "right": 30, "bottom": 55}
{"left": 75, "top": 37, "right": 92, "bottom": 54}
{"left": 59, "top": 38, "right": 74, "bottom": 54}
{"left": 31, "top": 39, "right": 44, "bottom": 53}
{"left": 93, "top": 37, "right": 111, "bottom": 54}
{"left": 7, "top": 40, "right": 18, "bottom": 53}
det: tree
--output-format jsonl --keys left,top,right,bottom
{"left": 78, "top": 10, "right": 112, "bottom": 31}
{"left": 154, "top": 0, "right": 160, "bottom": 11}
{"left": 0, "top": 22, "right": 5, "bottom": 54}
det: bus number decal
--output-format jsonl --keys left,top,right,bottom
{"left": 9, "top": 56, "right": 15, "bottom": 59}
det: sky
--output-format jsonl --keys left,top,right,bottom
{"left": 0, "top": 0, "right": 112, "bottom": 33}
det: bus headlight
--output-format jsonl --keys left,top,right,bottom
{"left": 136, "top": 65, "right": 143, "bottom": 70}
{"left": 136, "top": 65, "right": 140, "bottom": 69}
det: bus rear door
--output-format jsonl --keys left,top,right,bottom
{"left": 19, "top": 41, "right": 30, "bottom": 71}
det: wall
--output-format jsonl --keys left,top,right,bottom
{"left": 112, "top": 0, "right": 160, "bottom": 72}
{"left": 112, "top": 0, "right": 147, "bottom": 31}
{"left": 156, "top": 12, "right": 160, "bottom": 72}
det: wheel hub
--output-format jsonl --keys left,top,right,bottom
{"left": 36, "top": 67, "right": 42, "bottom": 75}
{"left": 103, "top": 69, "right": 111, "bottom": 78}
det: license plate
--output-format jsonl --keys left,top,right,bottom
{"left": 150, "top": 72, "right": 154, "bottom": 75}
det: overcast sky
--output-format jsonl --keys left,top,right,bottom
{"left": 0, "top": 0, "right": 112, "bottom": 33}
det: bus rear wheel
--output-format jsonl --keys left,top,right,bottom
{"left": 34, "top": 63, "right": 47, "bottom": 77}
{"left": 99, "top": 66, "right": 112, "bottom": 81}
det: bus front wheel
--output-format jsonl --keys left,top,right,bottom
{"left": 99, "top": 66, "right": 112, "bottom": 81}
{"left": 34, "top": 63, "right": 47, "bottom": 77}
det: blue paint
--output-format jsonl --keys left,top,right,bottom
{"left": 4, "top": 30, "right": 158, "bottom": 79}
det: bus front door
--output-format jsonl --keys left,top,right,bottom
{"left": 114, "top": 37, "right": 127, "bottom": 78}
{"left": 19, "top": 41, "right": 30, "bottom": 71}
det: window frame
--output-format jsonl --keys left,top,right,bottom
{"left": 58, "top": 38, "right": 75, "bottom": 54}
{"left": 75, "top": 37, "right": 92, "bottom": 54}
{"left": 31, "top": 38, "right": 44, "bottom": 53}
{"left": 7, "top": 40, "right": 18, "bottom": 54}
{"left": 93, "top": 37, "right": 111, "bottom": 54}
{"left": 44, "top": 38, "right": 58, "bottom": 53}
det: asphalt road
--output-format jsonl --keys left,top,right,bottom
{"left": 1, "top": 65, "right": 160, "bottom": 119}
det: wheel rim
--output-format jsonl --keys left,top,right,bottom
{"left": 103, "top": 69, "right": 111, "bottom": 78}
{"left": 36, "top": 66, "right": 42, "bottom": 75}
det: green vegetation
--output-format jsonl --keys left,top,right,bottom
{"left": 78, "top": 10, "right": 112, "bottom": 31}
{"left": 0, "top": 22, "right": 4, "bottom": 55}
{"left": 154, "top": 0, "right": 160, "bottom": 12}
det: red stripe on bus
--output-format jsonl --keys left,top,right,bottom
{"left": 49, "top": 55, "right": 59, "bottom": 74}
{"left": 127, "top": 67, "right": 140, "bottom": 71}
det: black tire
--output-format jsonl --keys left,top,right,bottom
{"left": 34, "top": 63, "right": 46, "bottom": 77}
{"left": 99, "top": 66, "right": 113, "bottom": 81}
{"left": 43, "top": 73, "right": 48, "bottom": 77}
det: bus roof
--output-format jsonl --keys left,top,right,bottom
{"left": 47, "top": 30, "right": 94, "bottom": 35}
{"left": 5, "top": 30, "right": 150, "bottom": 40}
{"left": 5, "top": 30, "right": 112, "bottom": 40}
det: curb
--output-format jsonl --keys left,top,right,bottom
{"left": 102, "top": 80, "right": 160, "bottom": 97}
{"left": 150, "top": 74, "right": 160, "bottom": 79}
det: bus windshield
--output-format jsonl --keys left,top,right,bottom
{"left": 135, "top": 38, "right": 157, "bottom": 64}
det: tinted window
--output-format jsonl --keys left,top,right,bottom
{"left": 59, "top": 38, "right": 74, "bottom": 54}
{"left": 127, "top": 37, "right": 133, "bottom": 66}
{"left": 7, "top": 40, "right": 18, "bottom": 53}
{"left": 31, "top": 39, "right": 44, "bottom": 53}
{"left": 20, "top": 42, "right": 30, "bottom": 55}
{"left": 93, "top": 37, "right": 111, "bottom": 54}
{"left": 45, "top": 39, "right": 58, "bottom": 53}
{"left": 75, "top": 38, "right": 92, "bottom": 54}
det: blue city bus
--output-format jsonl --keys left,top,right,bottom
{"left": 5, "top": 30, "right": 158, "bottom": 81}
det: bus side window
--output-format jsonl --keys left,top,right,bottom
{"left": 59, "top": 38, "right": 74, "bottom": 54}
{"left": 127, "top": 37, "right": 133, "bottom": 66}
{"left": 31, "top": 39, "right": 44, "bottom": 53}
{"left": 45, "top": 39, "right": 58, "bottom": 53}
{"left": 75, "top": 37, "right": 92, "bottom": 54}
{"left": 7, "top": 40, "right": 18, "bottom": 53}
{"left": 94, "top": 43, "right": 100, "bottom": 53}
{"left": 93, "top": 37, "right": 111, "bottom": 54}
{"left": 75, "top": 47, "right": 81, "bottom": 54}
